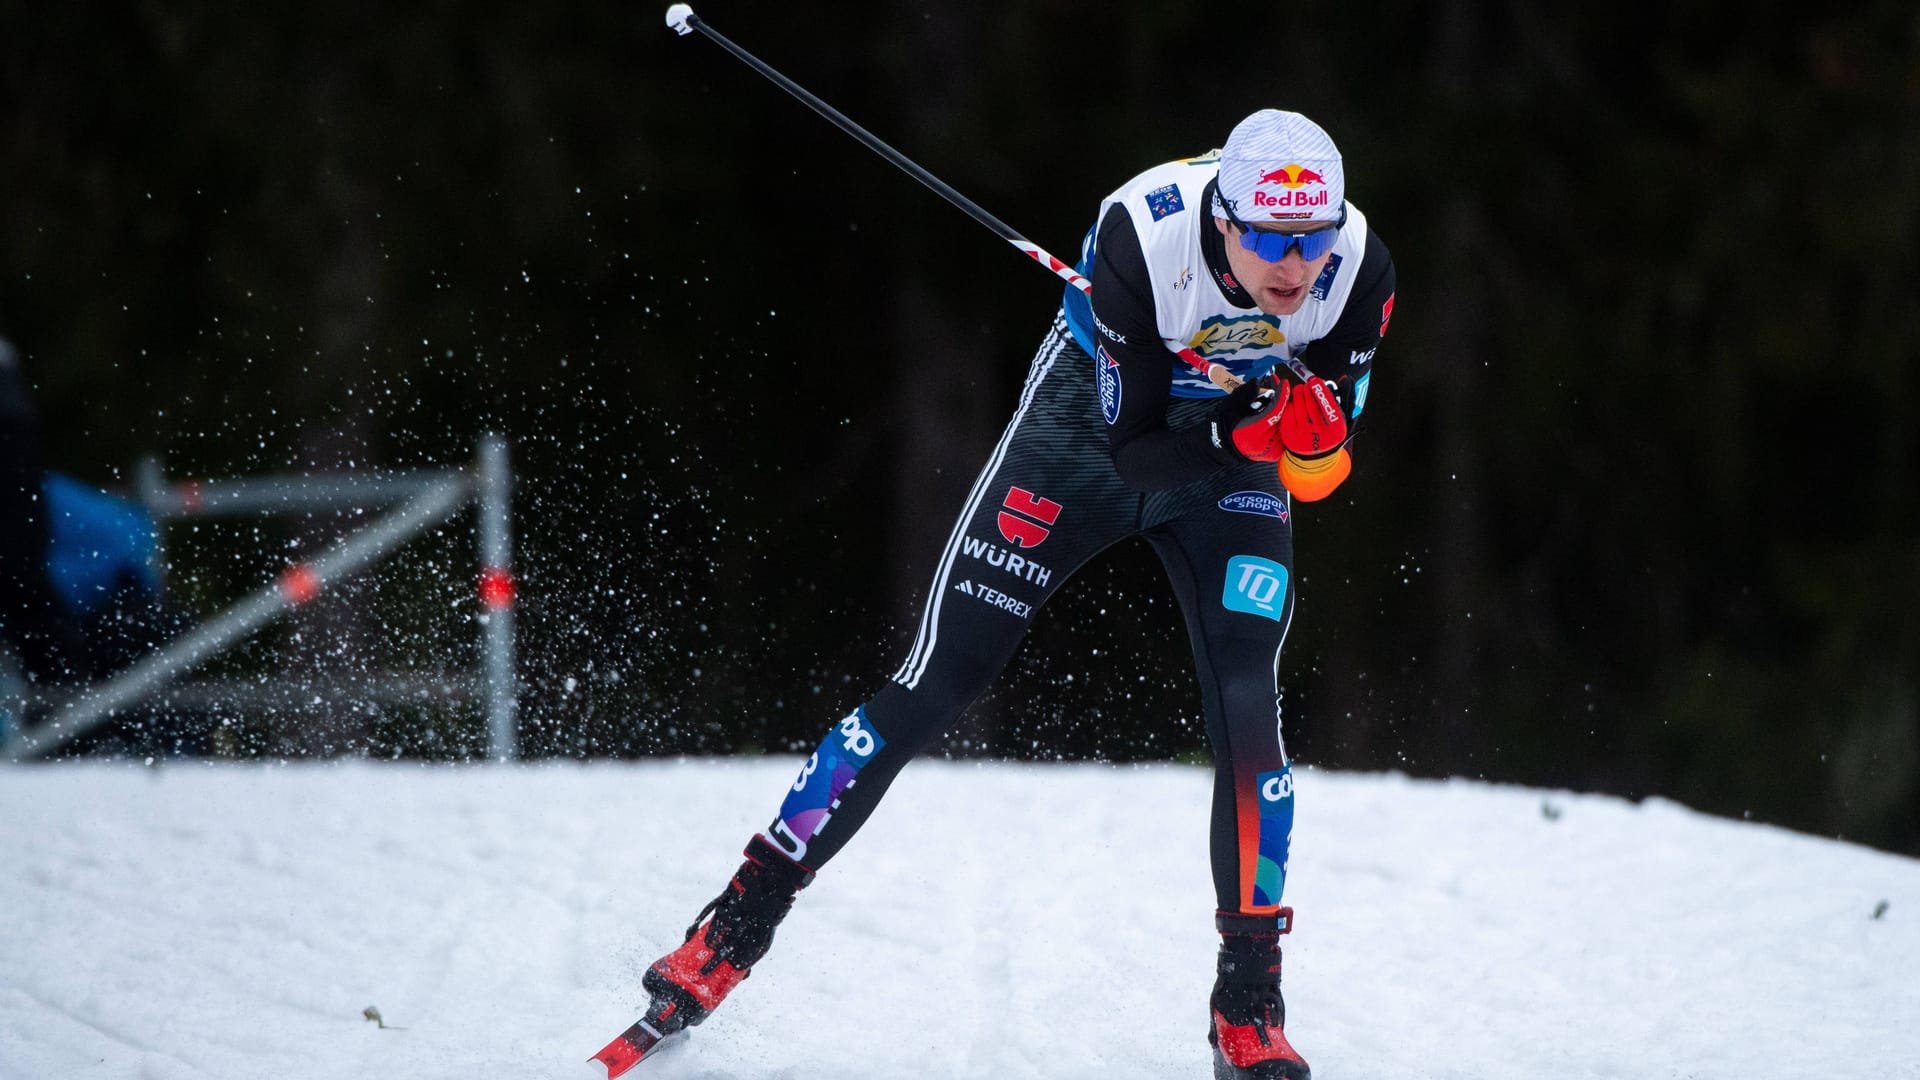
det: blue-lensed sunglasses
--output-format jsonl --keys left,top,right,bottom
{"left": 1223, "top": 196, "right": 1347, "bottom": 263}
{"left": 1236, "top": 220, "right": 1342, "bottom": 263}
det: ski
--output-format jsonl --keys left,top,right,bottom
{"left": 589, "top": 991, "right": 694, "bottom": 1078}
{"left": 589, "top": 1017, "right": 681, "bottom": 1078}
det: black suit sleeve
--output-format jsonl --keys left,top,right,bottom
{"left": 1088, "top": 204, "right": 1243, "bottom": 492}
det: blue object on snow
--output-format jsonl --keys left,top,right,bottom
{"left": 41, "top": 472, "right": 161, "bottom": 616}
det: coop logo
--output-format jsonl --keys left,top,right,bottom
{"left": 997, "top": 486, "right": 1062, "bottom": 548}
{"left": 1254, "top": 164, "right": 1331, "bottom": 211}
{"left": 1097, "top": 346, "right": 1122, "bottom": 425}
{"left": 766, "top": 707, "right": 887, "bottom": 860}
{"left": 1223, "top": 555, "right": 1288, "bottom": 622}
{"left": 1260, "top": 769, "right": 1294, "bottom": 805}
{"left": 1251, "top": 765, "right": 1294, "bottom": 909}
{"left": 960, "top": 536, "right": 1053, "bottom": 587}
{"left": 1186, "top": 314, "right": 1285, "bottom": 359}
{"left": 1218, "top": 491, "right": 1289, "bottom": 522}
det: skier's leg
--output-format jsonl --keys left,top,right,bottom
{"left": 764, "top": 313, "right": 1134, "bottom": 871}
{"left": 641, "top": 314, "right": 1131, "bottom": 1034}
{"left": 1146, "top": 488, "right": 1297, "bottom": 916}
{"left": 1145, "top": 479, "right": 1309, "bottom": 1080}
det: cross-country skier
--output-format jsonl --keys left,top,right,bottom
{"left": 617, "top": 108, "right": 1396, "bottom": 1080}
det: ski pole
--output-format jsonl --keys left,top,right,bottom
{"left": 664, "top": 4, "right": 1086, "bottom": 293}
{"left": 662, "top": 4, "right": 1243, "bottom": 391}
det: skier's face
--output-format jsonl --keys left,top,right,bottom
{"left": 1215, "top": 216, "right": 1336, "bottom": 317}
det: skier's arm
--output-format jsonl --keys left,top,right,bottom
{"left": 1277, "top": 230, "right": 1395, "bottom": 501}
{"left": 1089, "top": 205, "right": 1244, "bottom": 491}
{"left": 1295, "top": 229, "right": 1396, "bottom": 432}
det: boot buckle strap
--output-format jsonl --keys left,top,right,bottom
{"left": 1216, "top": 906, "right": 1295, "bottom": 937}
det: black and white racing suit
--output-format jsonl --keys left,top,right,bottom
{"left": 759, "top": 151, "right": 1397, "bottom": 918}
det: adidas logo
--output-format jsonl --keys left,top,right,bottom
{"left": 949, "top": 578, "right": 1031, "bottom": 619}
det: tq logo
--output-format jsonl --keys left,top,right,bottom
{"left": 1223, "top": 555, "right": 1289, "bottom": 622}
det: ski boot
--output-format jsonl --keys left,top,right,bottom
{"left": 1209, "top": 909, "right": 1310, "bottom": 1080}
{"left": 591, "top": 835, "right": 812, "bottom": 1077}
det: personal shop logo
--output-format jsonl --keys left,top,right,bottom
{"left": 1218, "top": 491, "right": 1288, "bottom": 522}
{"left": 1097, "top": 345, "right": 1122, "bottom": 425}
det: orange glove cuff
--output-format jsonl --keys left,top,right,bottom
{"left": 1278, "top": 447, "right": 1352, "bottom": 502}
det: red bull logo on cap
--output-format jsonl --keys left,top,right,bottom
{"left": 1252, "top": 163, "right": 1332, "bottom": 213}
{"left": 1257, "top": 164, "right": 1327, "bottom": 189}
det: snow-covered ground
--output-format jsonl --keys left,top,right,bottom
{"left": 2, "top": 759, "right": 1915, "bottom": 1079}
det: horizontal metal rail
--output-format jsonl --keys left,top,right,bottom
{"left": 151, "top": 671, "right": 485, "bottom": 713}
{"left": 6, "top": 473, "right": 474, "bottom": 761}
{"left": 138, "top": 468, "right": 469, "bottom": 520}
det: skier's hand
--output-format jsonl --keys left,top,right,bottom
{"left": 1211, "top": 375, "right": 1287, "bottom": 463}
{"left": 1274, "top": 375, "right": 1353, "bottom": 501}
{"left": 1278, "top": 375, "right": 1348, "bottom": 460}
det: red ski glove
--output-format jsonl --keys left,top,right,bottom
{"left": 1273, "top": 374, "right": 1353, "bottom": 501}
{"left": 1211, "top": 376, "right": 1287, "bottom": 463}
{"left": 1278, "top": 376, "right": 1348, "bottom": 460}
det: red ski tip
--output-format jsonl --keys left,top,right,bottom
{"left": 592, "top": 1015, "right": 678, "bottom": 1080}
{"left": 590, "top": 1033, "right": 645, "bottom": 1079}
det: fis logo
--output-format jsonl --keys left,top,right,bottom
{"left": 1171, "top": 265, "right": 1193, "bottom": 291}
{"left": 1096, "top": 346, "right": 1122, "bottom": 425}
{"left": 1223, "top": 555, "right": 1288, "bottom": 622}
{"left": 997, "top": 486, "right": 1062, "bottom": 548}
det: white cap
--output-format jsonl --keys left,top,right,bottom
{"left": 1211, "top": 109, "right": 1345, "bottom": 225}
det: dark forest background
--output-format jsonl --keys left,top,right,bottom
{"left": 4, "top": 2, "right": 1916, "bottom": 854}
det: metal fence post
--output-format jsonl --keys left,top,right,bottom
{"left": 134, "top": 455, "right": 172, "bottom": 593}
{"left": 477, "top": 434, "right": 518, "bottom": 761}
